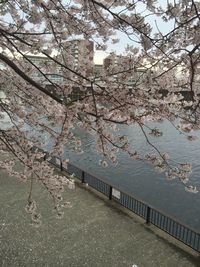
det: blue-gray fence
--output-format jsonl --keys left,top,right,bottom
{"left": 34, "top": 147, "right": 200, "bottom": 253}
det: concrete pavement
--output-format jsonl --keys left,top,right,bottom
{"left": 0, "top": 160, "right": 199, "bottom": 267}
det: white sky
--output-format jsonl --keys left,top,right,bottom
{"left": 94, "top": 51, "right": 107, "bottom": 64}
{"left": 93, "top": 0, "right": 175, "bottom": 64}
{"left": 0, "top": 0, "right": 176, "bottom": 65}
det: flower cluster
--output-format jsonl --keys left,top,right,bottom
{"left": 0, "top": 0, "right": 200, "bottom": 222}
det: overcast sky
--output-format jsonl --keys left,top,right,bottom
{"left": 0, "top": 0, "right": 175, "bottom": 65}
{"left": 93, "top": 1, "right": 175, "bottom": 64}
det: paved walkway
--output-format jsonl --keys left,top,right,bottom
{"left": 0, "top": 161, "right": 199, "bottom": 266}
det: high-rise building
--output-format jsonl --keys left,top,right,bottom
{"left": 103, "top": 53, "right": 132, "bottom": 73}
{"left": 65, "top": 40, "right": 94, "bottom": 77}
{"left": 103, "top": 53, "right": 148, "bottom": 92}
{"left": 24, "top": 40, "right": 94, "bottom": 87}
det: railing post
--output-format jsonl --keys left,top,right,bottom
{"left": 109, "top": 186, "right": 112, "bottom": 200}
{"left": 60, "top": 160, "right": 63, "bottom": 171}
{"left": 43, "top": 152, "right": 48, "bottom": 161}
{"left": 81, "top": 171, "right": 85, "bottom": 183}
{"left": 146, "top": 206, "right": 151, "bottom": 225}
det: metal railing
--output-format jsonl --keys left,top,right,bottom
{"left": 33, "top": 147, "right": 200, "bottom": 253}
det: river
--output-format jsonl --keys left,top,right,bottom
{"left": 1, "top": 90, "right": 199, "bottom": 231}
{"left": 52, "top": 120, "right": 200, "bottom": 232}
{"left": 29, "top": 117, "right": 200, "bottom": 231}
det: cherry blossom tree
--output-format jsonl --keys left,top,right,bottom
{"left": 0, "top": 0, "right": 199, "bottom": 223}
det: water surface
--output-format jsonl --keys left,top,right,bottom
{"left": 59, "top": 121, "right": 200, "bottom": 231}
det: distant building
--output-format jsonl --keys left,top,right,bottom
{"left": 64, "top": 39, "right": 94, "bottom": 77}
{"left": 24, "top": 40, "right": 94, "bottom": 85}
{"left": 102, "top": 53, "right": 149, "bottom": 92}
{"left": 103, "top": 53, "right": 132, "bottom": 74}
{"left": 94, "top": 64, "right": 103, "bottom": 76}
{"left": 103, "top": 53, "right": 116, "bottom": 72}
{"left": 25, "top": 55, "right": 63, "bottom": 84}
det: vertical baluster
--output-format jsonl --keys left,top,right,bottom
{"left": 146, "top": 206, "right": 151, "bottom": 225}
{"left": 109, "top": 186, "right": 112, "bottom": 200}
{"left": 81, "top": 171, "right": 85, "bottom": 183}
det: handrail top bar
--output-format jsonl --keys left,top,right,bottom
{"left": 66, "top": 161, "right": 200, "bottom": 235}
{"left": 66, "top": 162, "right": 200, "bottom": 235}
{"left": 35, "top": 147, "right": 200, "bottom": 236}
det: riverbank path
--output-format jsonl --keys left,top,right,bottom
{"left": 0, "top": 158, "right": 199, "bottom": 266}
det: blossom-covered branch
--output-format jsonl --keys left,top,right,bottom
{"left": 0, "top": 0, "right": 200, "bottom": 222}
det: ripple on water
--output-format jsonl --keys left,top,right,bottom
{"left": 44, "top": 121, "right": 200, "bottom": 231}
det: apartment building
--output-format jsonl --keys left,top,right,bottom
{"left": 25, "top": 54, "right": 63, "bottom": 84}
{"left": 64, "top": 39, "right": 94, "bottom": 77}
{"left": 25, "top": 40, "right": 94, "bottom": 84}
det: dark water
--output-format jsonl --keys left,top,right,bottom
{"left": 47, "top": 120, "right": 200, "bottom": 231}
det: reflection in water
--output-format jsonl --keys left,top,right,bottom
{"left": 47, "top": 120, "right": 200, "bottom": 231}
